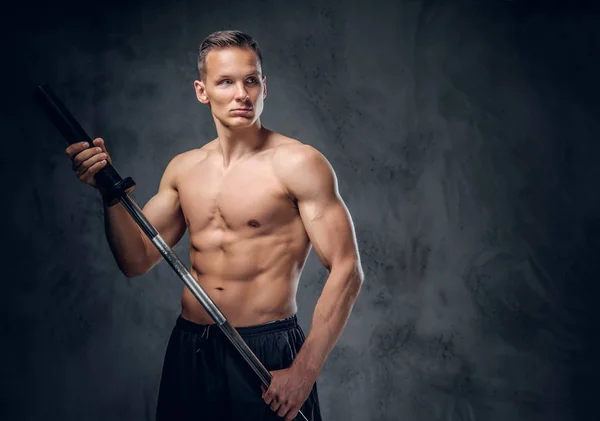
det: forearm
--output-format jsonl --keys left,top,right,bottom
{"left": 102, "top": 199, "right": 154, "bottom": 277}
{"left": 292, "top": 263, "right": 363, "bottom": 376}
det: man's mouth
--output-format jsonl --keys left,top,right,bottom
{"left": 231, "top": 108, "right": 253, "bottom": 115}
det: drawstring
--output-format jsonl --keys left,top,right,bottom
{"left": 196, "top": 325, "right": 211, "bottom": 353}
{"left": 202, "top": 324, "right": 211, "bottom": 340}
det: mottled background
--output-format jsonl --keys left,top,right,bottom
{"left": 2, "top": 0, "right": 599, "bottom": 420}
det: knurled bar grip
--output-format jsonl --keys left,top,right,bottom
{"left": 34, "top": 83, "right": 308, "bottom": 421}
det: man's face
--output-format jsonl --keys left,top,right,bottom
{"left": 194, "top": 47, "right": 267, "bottom": 128}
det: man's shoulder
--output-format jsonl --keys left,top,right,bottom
{"left": 270, "top": 135, "right": 333, "bottom": 195}
{"left": 270, "top": 134, "right": 324, "bottom": 166}
{"left": 161, "top": 139, "right": 217, "bottom": 183}
{"left": 272, "top": 137, "right": 328, "bottom": 174}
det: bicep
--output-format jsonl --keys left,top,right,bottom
{"left": 280, "top": 146, "right": 359, "bottom": 270}
{"left": 299, "top": 194, "right": 359, "bottom": 271}
{"left": 139, "top": 156, "right": 187, "bottom": 248}
{"left": 141, "top": 187, "right": 186, "bottom": 247}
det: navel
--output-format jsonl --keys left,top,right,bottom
{"left": 247, "top": 219, "right": 261, "bottom": 228}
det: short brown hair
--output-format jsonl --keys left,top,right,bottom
{"left": 197, "top": 30, "right": 263, "bottom": 80}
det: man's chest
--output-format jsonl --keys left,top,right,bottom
{"left": 177, "top": 160, "right": 297, "bottom": 231}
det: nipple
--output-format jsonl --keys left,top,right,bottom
{"left": 247, "top": 219, "right": 261, "bottom": 228}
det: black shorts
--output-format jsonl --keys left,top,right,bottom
{"left": 156, "top": 314, "right": 322, "bottom": 421}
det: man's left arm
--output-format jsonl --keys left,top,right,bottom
{"left": 264, "top": 145, "right": 364, "bottom": 419}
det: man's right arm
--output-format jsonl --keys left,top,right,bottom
{"left": 102, "top": 153, "right": 187, "bottom": 278}
{"left": 66, "top": 137, "right": 187, "bottom": 278}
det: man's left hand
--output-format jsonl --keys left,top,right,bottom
{"left": 261, "top": 364, "right": 317, "bottom": 420}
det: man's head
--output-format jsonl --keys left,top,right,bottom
{"left": 194, "top": 30, "right": 267, "bottom": 129}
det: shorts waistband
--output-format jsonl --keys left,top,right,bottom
{"left": 175, "top": 314, "right": 298, "bottom": 337}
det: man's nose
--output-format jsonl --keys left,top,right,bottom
{"left": 235, "top": 84, "right": 249, "bottom": 101}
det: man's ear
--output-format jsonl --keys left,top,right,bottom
{"left": 262, "top": 75, "right": 267, "bottom": 99}
{"left": 194, "top": 80, "right": 209, "bottom": 104}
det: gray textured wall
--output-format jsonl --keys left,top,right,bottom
{"left": 2, "top": 0, "right": 599, "bottom": 420}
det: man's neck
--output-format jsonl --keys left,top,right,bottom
{"left": 214, "top": 119, "right": 269, "bottom": 167}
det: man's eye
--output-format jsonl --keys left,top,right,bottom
{"left": 219, "top": 80, "right": 232, "bottom": 85}
{"left": 246, "top": 78, "right": 257, "bottom": 84}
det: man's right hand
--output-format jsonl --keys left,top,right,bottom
{"left": 65, "top": 137, "right": 113, "bottom": 189}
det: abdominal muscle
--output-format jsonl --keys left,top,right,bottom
{"left": 179, "top": 226, "right": 310, "bottom": 327}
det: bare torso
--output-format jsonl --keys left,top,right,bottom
{"left": 174, "top": 134, "right": 311, "bottom": 327}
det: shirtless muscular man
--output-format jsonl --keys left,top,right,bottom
{"left": 65, "top": 30, "right": 364, "bottom": 421}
